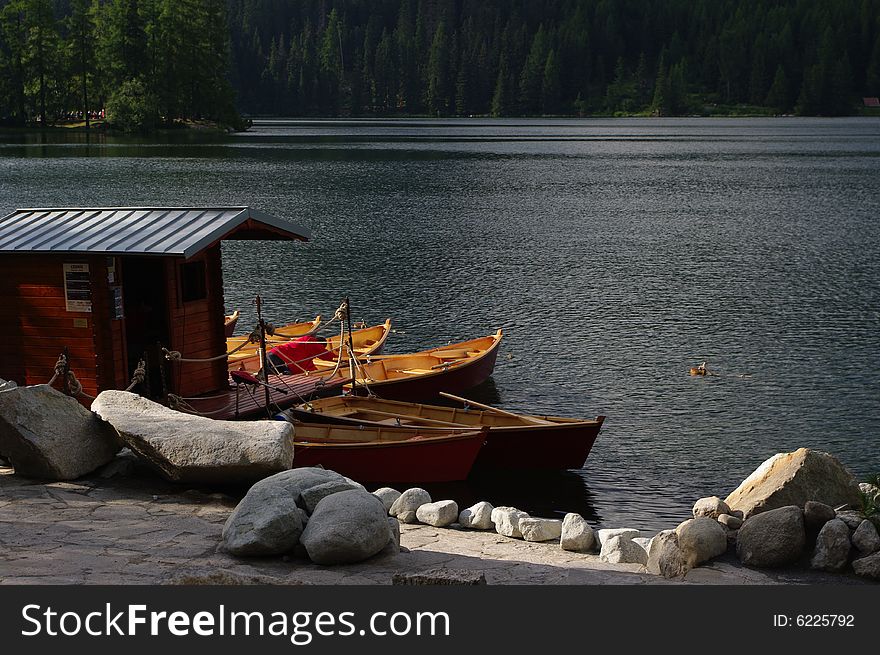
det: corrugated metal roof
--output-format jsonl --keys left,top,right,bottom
{"left": 0, "top": 207, "right": 311, "bottom": 258}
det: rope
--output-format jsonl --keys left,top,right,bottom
{"left": 48, "top": 354, "right": 67, "bottom": 386}
{"left": 162, "top": 331, "right": 257, "bottom": 364}
{"left": 47, "top": 354, "right": 94, "bottom": 400}
{"left": 124, "top": 359, "right": 146, "bottom": 392}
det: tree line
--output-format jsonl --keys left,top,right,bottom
{"left": 0, "top": 0, "right": 239, "bottom": 129}
{"left": 230, "top": 0, "right": 880, "bottom": 117}
{"left": 1, "top": 0, "right": 879, "bottom": 129}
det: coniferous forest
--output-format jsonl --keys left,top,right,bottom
{"left": 2, "top": 0, "right": 880, "bottom": 129}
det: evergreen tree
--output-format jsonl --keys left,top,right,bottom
{"left": 426, "top": 20, "right": 451, "bottom": 115}
{"left": 518, "top": 24, "right": 548, "bottom": 114}
{"left": 765, "top": 64, "right": 790, "bottom": 113}
{"left": 491, "top": 50, "right": 514, "bottom": 116}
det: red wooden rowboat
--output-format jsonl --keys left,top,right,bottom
{"left": 314, "top": 329, "right": 503, "bottom": 402}
{"left": 287, "top": 422, "right": 487, "bottom": 483}
{"left": 287, "top": 394, "right": 604, "bottom": 471}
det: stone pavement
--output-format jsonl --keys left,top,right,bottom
{"left": 0, "top": 467, "right": 865, "bottom": 585}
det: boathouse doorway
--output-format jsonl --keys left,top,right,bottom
{"left": 122, "top": 256, "right": 170, "bottom": 398}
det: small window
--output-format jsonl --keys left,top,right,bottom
{"left": 181, "top": 261, "right": 207, "bottom": 302}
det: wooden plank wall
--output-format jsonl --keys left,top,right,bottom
{"left": 166, "top": 245, "right": 228, "bottom": 398}
{"left": 0, "top": 255, "right": 106, "bottom": 400}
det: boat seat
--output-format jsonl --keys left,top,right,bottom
{"left": 429, "top": 349, "right": 470, "bottom": 359}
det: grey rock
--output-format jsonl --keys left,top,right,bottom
{"left": 647, "top": 530, "right": 688, "bottom": 578}
{"left": 725, "top": 448, "right": 862, "bottom": 519}
{"left": 416, "top": 500, "right": 459, "bottom": 527}
{"left": 600, "top": 534, "right": 648, "bottom": 565}
{"left": 491, "top": 506, "right": 530, "bottom": 539}
{"left": 633, "top": 537, "right": 653, "bottom": 552}
{"left": 835, "top": 510, "right": 866, "bottom": 531}
{"left": 676, "top": 517, "right": 728, "bottom": 566}
{"left": 736, "top": 505, "right": 805, "bottom": 568}
{"left": 810, "top": 519, "right": 851, "bottom": 572}
{"left": 730, "top": 510, "right": 744, "bottom": 520}
{"left": 398, "top": 510, "right": 417, "bottom": 524}
{"left": 300, "top": 489, "right": 392, "bottom": 565}
{"left": 458, "top": 501, "right": 495, "bottom": 530}
{"left": 389, "top": 488, "right": 432, "bottom": 520}
{"left": 804, "top": 501, "right": 837, "bottom": 529}
{"left": 388, "top": 518, "right": 401, "bottom": 549}
{"left": 372, "top": 487, "right": 402, "bottom": 513}
{"left": 392, "top": 568, "right": 486, "bottom": 585}
{"left": 300, "top": 479, "right": 363, "bottom": 514}
{"left": 0, "top": 378, "right": 17, "bottom": 391}
{"left": 597, "top": 528, "right": 640, "bottom": 547}
{"left": 852, "top": 520, "right": 880, "bottom": 555}
{"left": 519, "top": 518, "right": 563, "bottom": 542}
{"left": 852, "top": 551, "right": 880, "bottom": 579}
{"left": 717, "top": 514, "right": 743, "bottom": 530}
{"left": 92, "top": 390, "right": 292, "bottom": 483}
{"left": 560, "top": 513, "right": 595, "bottom": 552}
{"left": 693, "top": 496, "right": 731, "bottom": 519}
{"left": 0, "top": 384, "right": 119, "bottom": 480}
{"left": 222, "top": 477, "right": 306, "bottom": 556}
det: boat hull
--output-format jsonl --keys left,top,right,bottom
{"left": 474, "top": 419, "right": 604, "bottom": 470}
{"left": 351, "top": 340, "right": 501, "bottom": 402}
{"left": 291, "top": 431, "right": 486, "bottom": 483}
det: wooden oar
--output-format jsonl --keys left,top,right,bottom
{"left": 438, "top": 392, "right": 554, "bottom": 425}
{"left": 355, "top": 408, "right": 467, "bottom": 428}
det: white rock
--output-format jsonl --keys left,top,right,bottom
{"left": 416, "top": 500, "right": 459, "bottom": 527}
{"left": 597, "top": 528, "right": 640, "bottom": 547}
{"left": 300, "top": 489, "right": 392, "bottom": 565}
{"left": 389, "top": 488, "right": 432, "bottom": 522}
{"left": 491, "top": 506, "right": 530, "bottom": 539}
{"left": 600, "top": 534, "right": 648, "bottom": 565}
{"left": 693, "top": 496, "right": 731, "bottom": 519}
{"left": 92, "top": 390, "right": 292, "bottom": 483}
{"left": 0, "top": 384, "right": 119, "bottom": 480}
{"left": 633, "top": 537, "right": 653, "bottom": 552}
{"left": 560, "top": 513, "right": 595, "bottom": 552}
{"left": 676, "top": 517, "right": 728, "bottom": 566}
{"left": 647, "top": 530, "right": 688, "bottom": 578}
{"left": 459, "top": 501, "right": 495, "bottom": 530}
{"left": 519, "top": 518, "right": 563, "bottom": 542}
{"left": 372, "top": 487, "right": 402, "bottom": 513}
{"left": 852, "top": 519, "right": 880, "bottom": 554}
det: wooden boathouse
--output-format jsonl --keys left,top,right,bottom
{"left": 0, "top": 207, "right": 310, "bottom": 404}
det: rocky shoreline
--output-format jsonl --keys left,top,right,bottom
{"left": 0, "top": 384, "right": 877, "bottom": 585}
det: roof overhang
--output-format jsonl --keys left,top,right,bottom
{"left": 0, "top": 206, "right": 311, "bottom": 259}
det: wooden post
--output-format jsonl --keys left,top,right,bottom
{"left": 255, "top": 295, "right": 271, "bottom": 415}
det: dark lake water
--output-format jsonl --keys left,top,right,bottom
{"left": 2, "top": 117, "right": 879, "bottom": 532}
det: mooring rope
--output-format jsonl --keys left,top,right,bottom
{"left": 124, "top": 359, "right": 146, "bottom": 392}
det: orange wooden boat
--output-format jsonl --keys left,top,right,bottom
{"left": 224, "top": 310, "right": 240, "bottom": 337}
{"left": 312, "top": 330, "right": 503, "bottom": 402}
{"left": 288, "top": 421, "right": 487, "bottom": 483}
{"left": 228, "top": 318, "right": 391, "bottom": 373}
{"left": 226, "top": 315, "right": 322, "bottom": 370}
{"left": 287, "top": 394, "right": 604, "bottom": 470}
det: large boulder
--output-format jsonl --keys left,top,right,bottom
{"left": 676, "top": 518, "right": 727, "bottom": 567}
{"left": 221, "top": 467, "right": 349, "bottom": 556}
{"left": 647, "top": 530, "right": 687, "bottom": 578}
{"left": 810, "top": 519, "right": 851, "bottom": 572}
{"left": 416, "top": 500, "right": 459, "bottom": 527}
{"left": 736, "top": 505, "right": 805, "bottom": 568}
{"left": 491, "top": 507, "right": 530, "bottom": 539}
{"left": 92, "top": 390, "right": 293, "bottom": 483}
{"left": 300, "top": 479, "right": 364, "bottom": 514}
{"left": 519, "top": 518, "right": 563, "bottom": 542}
{"left": 389, "top": 488, "right": 431, "bottom": 524}
{"left": 852, "top": 552, "right": 880, "bottom": 580}
{"left": 725, "top": 448, "right": 862, "bottom": 519}
{"left": 852, "top": 520, "right": 880, "bottom": 555}
{"left": 597, "top": 528, "right": 640, "bottom": 547}
{"left": 300, "top": 489, "right": 392, "bottom": 565}
{"left": 560, "top": 513, "right": 595, "bottom": 552}
{"left": 0, "top": 384, "right": 119, "bottom": 480}
{"left": 459, "top": 501, "right": 495, "bottom": 530}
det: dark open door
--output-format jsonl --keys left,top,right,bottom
{"left": 121, "top": 257, "right": 170, "bottom": 399}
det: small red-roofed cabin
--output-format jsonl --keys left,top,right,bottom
{"left": 0, "top": 207, "right": 310, "bottom": 404}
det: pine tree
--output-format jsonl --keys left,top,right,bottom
{"left": 765, "top": 64, "right": 790, "bottom": 114}
{"left": 426, "top": 20, "right": 451, "bottom": 115}
{"left": 518, "top": 24, "right": 548, "bottom": 114}
{"left": 491, "top": 51, "right": 514, "bottom": 116}
{"left": 66, "top": 0, "right": 95, "bottom": 127}
{"left": 541, "top": 48, "right": 561, "bottom": 114}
